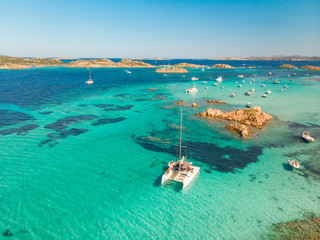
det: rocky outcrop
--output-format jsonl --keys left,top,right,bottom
{"left": 172, "top": 63, "right": 207, "bottom": 68}
{"left": 212, "top": 64, "right": 234, "bottom": 69}
{"left": 195, "top": 106, "right": 272, "bottom": 138}
{"left": 226, "top": 124, "right": 250, "bottom": 138}
{"left": 273, "top": 217, "right": 320, "bottom": 240}
{"left": 176, "top": 101, "right": 184, "bottom": 105}
{"left": 300, "top": 65, "right": 320, "bottom": 71}
{"left": 155, "top": 67, "right": 189, "bottom": 73}
{"left": 67, "top": 58, "right": 155, "bottom": 68}
{"left": 207, "top": 100, "right": 226, "bottom": 104}
{"left": 278, "top": 64, "right": 297, "bottom": 69}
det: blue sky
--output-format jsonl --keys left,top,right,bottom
{"left": 1, "top": 0, "right": 319, "bottom": 58}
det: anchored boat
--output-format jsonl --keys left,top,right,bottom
{"left": 161, "top": 110, "right": 200, "bottom": 189}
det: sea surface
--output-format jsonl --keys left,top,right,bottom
{"left": 0, "top": 60, "right": 320, "bottom": 239}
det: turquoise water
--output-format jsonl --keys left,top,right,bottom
{"left": 0, "top": 64, "right": 320, "bottom": 239}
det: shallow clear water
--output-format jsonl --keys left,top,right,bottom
{"left": 0, "top": 62, "right": 320, "bottom": 239}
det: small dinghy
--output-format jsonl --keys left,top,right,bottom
{"left": 245, "top": 91, "right": 251, "bottom": 96}
{"left": 220, "top": 86, "right": 224, "bottom": 89}
{"left": 288, "top": 160, "right": 300, "bottom": 169}
{"left": 262, "top": 94, "right": 267, "bottom": 98}
{"left": 250, "top": 88, "right": 255, "bottom": 92}
{"left": 238, "top": 84, "right": 242, "bottom": 88}
{"left": 230, "top": 94, "right": 236, "bottom": 97}
{"left": 284, "top": 85, "right": 288, "bottom": 88}
{"left": 242, "top": 80, "right": 245, "bottom": 83}
{"left": 301, "top": 131, "right": 314, "bottom": 143}
{"left": 213, "top": 83, "right": 218, "bottom": 86}
{"left": 246, "top": 102, "right": 252, "bottom": 108}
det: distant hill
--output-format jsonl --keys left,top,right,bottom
{"left": 211, "top": 55, "right": 320, "bottom": 61}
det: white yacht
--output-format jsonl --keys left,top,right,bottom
{"left": 191, "top": 77, "right": 199, "bottom": 81}
{"left": 216, "top": 76, "right": 222, "bottom": 82}
{"left": 186, "top": 84, "right": 198, "bottom": 93}
{"left": 161, "top": 110, "right": 200, "bottom": 189}
{"left": 288, "top": 160, "right": 300, "bottom": 169}
{"left": 301, "top": 131, "right": 314, "bottom": 143}
{"left": 237, "top": 75, "right": 244, "bottom": 78}
{"left": 85, "top": 68, "right": 93, "bottom": 85}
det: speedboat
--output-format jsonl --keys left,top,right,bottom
{"left": 201, "top": 81, "right": 207, "bottom": 84}
{"left": 245, "top": 91, "right": 251, "bottom": 96}
{"left": 265, "top": 89, "right": 271, "bottom": 94}
{"left": 191, "top": 77, "right": 199, "bottom": 81}
{"left": 216, "top": 76, "right": 222, "bottom": 82}
{"left": 246, "top": 102, "right": 252, "bottom": 108}
{"left": 288, "top": 160, "right": 300, "bottom": 169}
{"left": 237, "top": 75, "right": 244, "bottom": 78}
{"left": 273, "top": 79, "right": 280, "bottom": 84}
{"left": 124, "top": 70, "right": 131, "bottom": 74}
{"left": 252, "top": 79, "right": 255, "bottom": 82}
{"left": 262, "top": 94, "right": 267, "bottom": 98}
{"left": 186, "top": 87, "right": 198, "bottom": 93}
{"left": 261, "top": 84, "right": 266, "bottom": 87}
{"left": 301, "top": 131, "right": 314, "bottom": 143}
{"left": 213, "top": 83, "right": 218, "bottom": 86}
{"left": 280, "top": 89, "right": 284, "bottom": 92}
{"left": 268, "top": 72, "right": 272, "bottom": 75}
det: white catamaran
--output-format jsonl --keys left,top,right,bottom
{"left": 161, "top": 109, "right": 200, "bottom": 189}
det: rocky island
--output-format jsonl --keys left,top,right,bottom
{"left": 0, "top": 55, "right": 64, "bottom": 69}
{"left": 278, "top": 64, "right": 297, "bottom": 69}
{"left": 67, "top": 58, "right": 155, "bottom": 68}
{"left": 155, "top": 67, "right": 189, "bottom": 73}
{"left": 300, "top": 65, "right": 320, "bottom": 71}
{"left": 195, "top": 106, "right": 272, "bottom": 138}
{"left": 212, "top": 64, "right": 234, "bottom": 69}
{"left": 172, "top": 63, "right": 207, "bottom": 68}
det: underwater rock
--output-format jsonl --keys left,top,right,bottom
{"left": 273, "top": 217, "right": 320, "bottom": 240}
{"left": 207, "top": 100, "right": 226, "bottom": 104}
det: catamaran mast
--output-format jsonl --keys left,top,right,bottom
{"left": 179, "top": 109, "right": 182, "bottom": 160}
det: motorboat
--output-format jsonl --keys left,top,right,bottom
{"left": 280, "top": 89, "right": 284, "bottom": 92}
{"left": 246, "top": 102, "right": 252, "bottom": 108}
{"left": 268, "top": 72, "right": 272, "bottom": 75}
{"left": 182, "top": 75, "right": 186, "bottom": 78}
{"left": 301, "top": 131, "right": 314, "bottom": 143}
{"left": 220, "top": 86, "right": 224, "bottom": 89}
{"left": 242, "top": 80, "right": 245, "bottom": 83}
{"left": 161, "top": 109, "right": 200, "bottom": 189}
{"left": 284, "top": 85, "right": 288, "bottom": 88}
{"left": 262, "top": 94, "right": 267, "bottom": 98}
{"left": 191, "top": 77, "right": 199, "bottom": 81}
{"left": 265, "top": 89, "right": 271, "bottom": 94}
{"left": 230, "top": 94, "right": 236, "bottom": 97}
{"left": 238, "top": 84, "right": 242, "bottom": 88}
{"left": 237, "top": 75, "right": 244, "bottom": 78}
{"left": 201, "top": 68, "right": 205, "bottom": 71}
{"left": 273, "top": 79, "right": 280, "bottom": 84}
{"left": 186, "top": 86, "right": 198, "bottom": 93}
{"left": 250, "top": 88, "right": 255, "bottom": 92}
{"left": 213, "top": 83, "right": 218, "bottom": 86}
{"left": 288, "top": 160, "right": 300, "bottom": 169}
{"left": 201, "top": 81, "right": 207, "bottom": 84}
{"left": 124, "top": 70, "right": 131, "bottom": 74}
{"left": 216, "top": 76, "right": 222, "bottom": 82}
{"left": 261, "top": 84, "right": 266, "bottom": 87}
{"left": 245, "top": 91, "right": 251, "bottom": 96}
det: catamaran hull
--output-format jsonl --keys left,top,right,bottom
{"left": 183, "top": 166, "right": 200, "bottom": 189}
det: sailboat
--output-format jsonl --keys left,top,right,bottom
{"left": 161, "top": 109, "right": 200, "bottom": 189}
{"left": 85, "top": 68, "right": 93, "bottom": 85}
